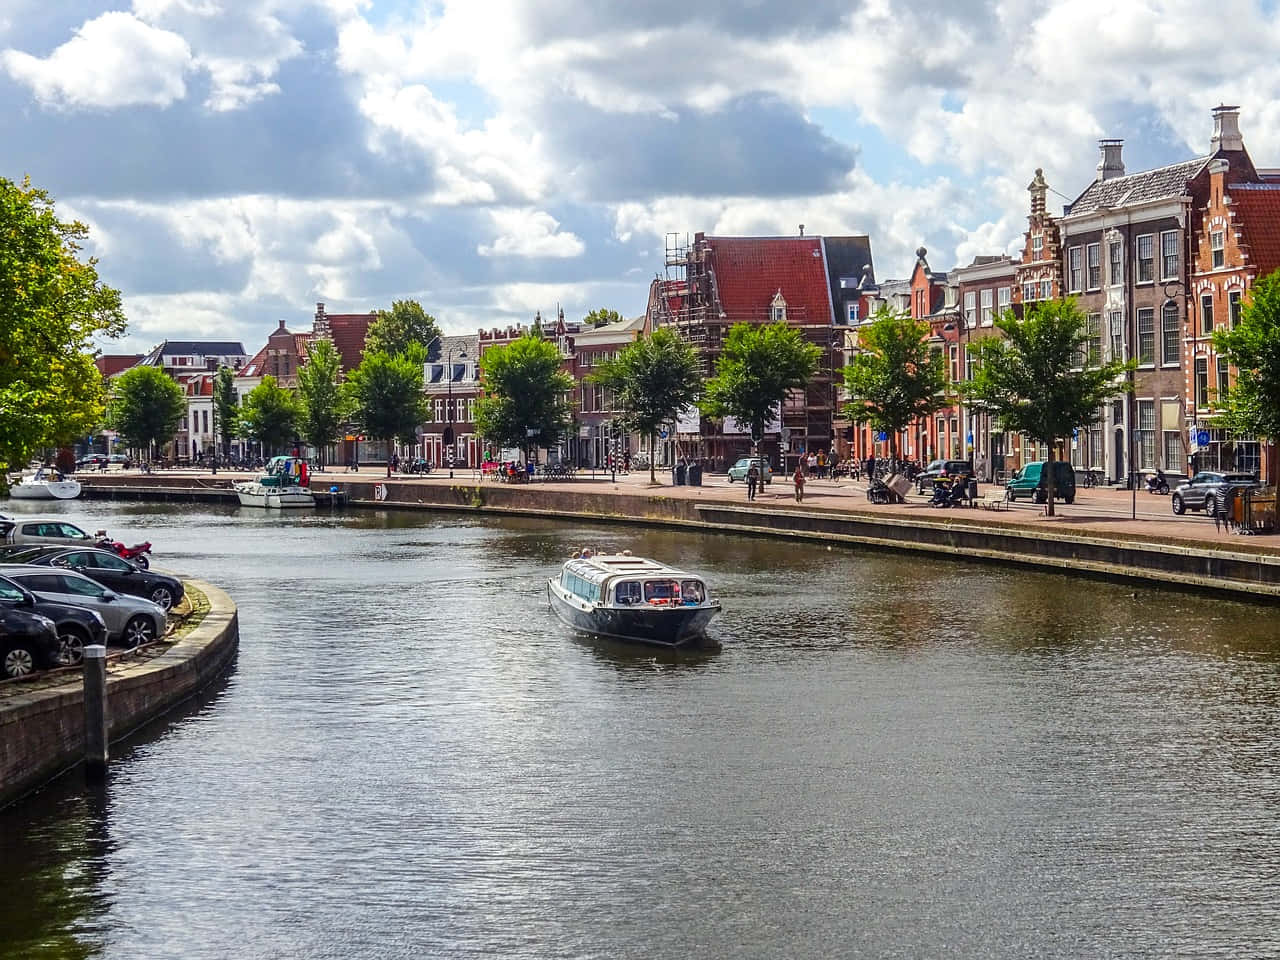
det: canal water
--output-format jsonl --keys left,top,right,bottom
{"left": 2, "top": 500, "right": 1279, "bottom": 959}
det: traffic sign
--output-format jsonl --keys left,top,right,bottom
{"left": 1196, "top": 429, "right": 1211, "bottom": 447}
{"left": 876, "top": 431, "right": 887, "bottom": 442}
{"left": 659, "top": 429, "right": 669, "bottom": 439}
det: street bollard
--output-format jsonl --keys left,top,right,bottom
{"left": 83, "top": 644, "right": 108, "bottom": 779}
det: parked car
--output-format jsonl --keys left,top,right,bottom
{"left": 0, "top": 567, "right": 167, "bottom": 647}
{"left": 726, "top": 457, "right": 774, "bottom": 484}
{"left": 75, "top": 454, "right": 108, "bottom": 470}
{"left": 108, "top": 454, "right": 130, "bottom": 464}
{"left": 915, "top": 459, "right": 974, "bottom": 493}
{"left": 0, "top": 517, "right": 97, "bottom": 547}
{"left": 0, "top": 600, "right": 61, "bottom": 679}
{"left": 1005, "top": 460, "right": 1077, "bottom": 504}
{"left": 0, "top": 574, "right": 107, "bottom": 665}
{"left": 0, "top": 546, "right": 183, "bottom": 610}
{"left": 1170, "top": 472, "right": 1261, "bottom": 515}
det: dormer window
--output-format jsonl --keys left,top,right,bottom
{"left": 770, "top": 290, "right": 787, "bottom": 323}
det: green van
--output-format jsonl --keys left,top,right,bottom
{"left": 1005, "top": 460, "right": 1076, "bottom": 504}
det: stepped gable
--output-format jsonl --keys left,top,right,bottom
{"left": 706, "top": 235, "right": 834, "bottom": 323}
{"left": 1230, "top": 183, "right": 1280, "bottom": 275}
{"left": 1067, "top": 156, "right": 1210, "bottom": 216}
{"left": 324, "top": 313, "right": 376, "bottom": 373}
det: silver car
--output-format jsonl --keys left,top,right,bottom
{"left": 1171, "top": 471, "right": 1261, "bottom": 515}
{"left": 0, "top": 565, "right": 167, "bottom": 646}
{"left": 0, "top": 517, "right": 96, "bottom": 547}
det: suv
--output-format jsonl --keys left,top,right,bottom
{"left": 3, "top": 546, "right": 183, "bottom": 610}
{"left": 916, "top": 459, "right": 974, "bottom": 493}
{"left": 0, "top": 517, "right": 96, "bottom": 547}
{"left": 1171, "top": 472, "right": 1261, "bottom": 515}
{"left": 0, "top": 574, "right": 107, "bottom": 665}
{"left": 726, "top": 458, "right": 773, "bottom": 484}
{"left": 0, "top": 601, "right": 61, "bottom": 679}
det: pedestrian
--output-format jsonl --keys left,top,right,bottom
{"left": 816, "top": 450, "right": 826, "bottom": 479}
{"left": 746, "top": 461, "right": 759, "bottom": 502}
{"left": 623, "top": 452, "right": 631, "bottom": 473}
{"left": 865, "top": 455, "right": 875, "bottom": 480}
{"left": 807, "top": 451, "right": 817, "bottom": 476}
{"left": 793, "top": 464, "right": 806, "bottom": 502}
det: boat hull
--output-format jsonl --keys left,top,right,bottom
{"left": 9, "top": 479, "right": 82, "bottom": 500}
{"left": 234, "top": 484, "right": 315, "bottom": 509}
{"left": 548, "top": 579, "right": 719, "bottom": 648}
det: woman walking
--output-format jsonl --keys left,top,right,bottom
{"left": 793, "top": 464, "right": 806, "bottom": 503}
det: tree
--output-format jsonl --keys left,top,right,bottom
{"left": 1, "top": 176, "right": 126, "bottom": 472}
{"left": 213, "top": 366, "right": 238, "bottom": 462}
{"left": 1213, "top": 268, "right": 1280, "bottom": 480}
{"left": 842, "top": 307, "right": 950, "bottom": 469}
{"left": 344, "top": 349, "right": 427, "bottom": 477}
{"left": 700, "top": 321, "right": 821, "bottom": 453}
{"left": 296, "top": 338, "right": 346, "bottom": 467}
{"left": 475, "top": 333, "right": 574, "bottom": 457}
{"left": 238, "top": 376, "right": 301, "bottom": 455}
{"left": 583, "top": 307, "right": 623, "bottom": 328}
{"left": 964, "top": 298, "right": 1132, "bottom": 515}
{"left": 106, "top": 366, "right": 187, "bottom": 460}
{"left": 364, "top": 299, "right": 442, "bottom": 360}
{"left": 590, "top": 327, "right": 703, "bottom": 484}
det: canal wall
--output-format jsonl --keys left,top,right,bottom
{"left": 0, "top": 579, "right": 239, "bottom": 809}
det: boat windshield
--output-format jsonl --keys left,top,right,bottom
{"left": 614, "top": 581, "right": 642, "bottom": 605}
{"left": 643, "top": 580, "right": 682, "bottom": 604}
{"left": 680, "top": 580, "right": 706, "bottom": 604}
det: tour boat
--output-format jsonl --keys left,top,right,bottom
{"left": 233, "top": 456, "right": 316, "bottom": 509}
{"left": 547, "top": 552, "right": 721, "bottom": 648}
{"left": 8, "top": 467, "right": 82, "bottom": 500}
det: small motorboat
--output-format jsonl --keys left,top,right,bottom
{"left": 547, "top": 552, "right": 721, "bottom": 648}
{"left": 234, "top": 456, "right": 316, "bottom": 509}
{"left": 8, "top": 467, "right": 82, "bottom": 500}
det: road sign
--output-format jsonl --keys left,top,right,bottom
{"left": 1196, "top": 429, "right": 1211, "bottom": 447}
{"left": 876, "top": 431, "right": 887, "bottom": 442}
{"left": 659, "top": 429, "right": 669, "bottom": 439}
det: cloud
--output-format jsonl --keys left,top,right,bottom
{"left": 1, "top": 11, "right": 192, "bottom": 109}
{"left": 477, "top": 209, "right": 584, "bottom": 258}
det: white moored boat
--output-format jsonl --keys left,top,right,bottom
{"left": 233, "top": 456, "right": 316, "bottom": 509}
{"left": 547, "top": 552, "right": 721, "bottom": 648}
{"left": 8, "top": 467, "right": 82, "bottom": 500}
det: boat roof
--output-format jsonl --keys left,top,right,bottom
{"left": 564, "top": 554, "right": 698, "bottom": 583}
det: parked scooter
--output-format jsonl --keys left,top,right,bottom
{"left": 95, "top": 531, "right": 153, "bottom": 569}
{"left": 1145, "top": 469, "right": 1170, "bottom": 495}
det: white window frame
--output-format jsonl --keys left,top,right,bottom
{"left": 1022, "top": 281, "right": 1037, "bottom": 302}
{"left": 1201, "top": 294, "right": 1214, "bottom": 335}
{"left": 1229, "top": 289, "right": 1242, "bottom": 327}
{"left": 1039, "top": 279, "right": 1052, "bottom": 300}
{"left": 1068, "top": 246, "right": 1083, "bottom": 292}
{"left": 1211, "top": 231, "right": 1225, "bottom": 269}
{"left": 1086, "top": 243, "right": 1102, "bottom": 290}
{"left": 1136, "top": 234, "right": 1155, "bottom": 284}
{"left": 1108, "top": 240, "right": 1123, "bottom": 286}
{"left": 1160, "top": 301, "right": 1180, "bottom": 367}
{"left": 1160, "top": 230, "right": 1179, "bottom": 280}
{"left": 980, "top": 289, "right": 993, "bottom": 327}
{"left": 1137, "top": 307, "right": 1155, "bottom": 366}
{"left": 997, "top": 286, "right": 1011, "bottom": 316}
{"left": 1032, "top": 235, "right": 1044, "bottom": 257}
{"left": 963, "top": 291, "right": 977, "bottom": 328}
{"left": 846, "top": 303, "right": 860, "bottom": 324}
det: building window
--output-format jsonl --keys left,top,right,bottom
{"left": 846, "top": 303, "right": 860, "bottom": 324}
{"left": 949, "top": 344, "right": 959, "bottom": 382}
{"left": 1163, "top": 430, "right": 1182, "bottom": 471}
{"left": 1022, "top": 282, "right": 1037, "bottom": 302}
{"left": 1109, "top": 240, "right": 1123, "bottom": 286}
{"left": 1161, "top": 302, "right": 1180, "bottom": 366}
{"left": 1195, "top": 357, "right": 1208, "bottom": 410}
{"left": 770, "top": 292, "right": 787, "bottom": 323}
{"left": 191, "top": 412, "right": 198, "bottom": 433}
{"left": 1201, "top": 294, "right": 1214, "bottom": 335}
{"left": 1137, "top": 234, "right": 1154, "bottom": 283}
{"left": 1160, "top": 230, "right": 1179, "bottom": 279}
{"left": 1229, "top": 290, "right": 1242, "bottom": 327}
{"left": 1137, "top": 308, "right": 1155, "bottom": 365}
{"left": 1108, "top": 310, "right": 1124, "bottom": 362}
{"left": 1068, "top": 247, "right": 1083, "bottom": 292}
{"left": 1086, "top": 313, "right": 1103, "bottom": 367}
{"left": 1211, "top": 231, "right": 1225, "bottom": 269}
{"left": 467, "top": 399, "right": 476, "bottom": 422}
{"left": 997, "top": 286, "right": 1011, "bottom": 315}
{"left": 1032, "top": 235, "right": 1043, "bottom": 257}
{"left": 202, "top": 410, "right": 209, "bottom": 434}
{"left": 963, "top": 291, "right": 976, "bottom": 328}
{"left": 1086, "top": 243, "right": 1102, "bottom": 289}
{"left": 915, "top": 289, "right": 926, "bottom": 317}
{"left": 1039, "top": 279, "right": 1052, "bottom": 300}
{"left": 980, "top": 289, "right": 993, "bottom": 326}
{"left": 434, "top": 399, "right": 443, "bottom": 421}
{"left": 1217, "top": 356, "right": 1230, "bottom": 400}
{"left": 1136, "top": 400, "right": 1156, "bottom": 470}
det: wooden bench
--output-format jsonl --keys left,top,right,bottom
{"left": 979, "top": 489, "right": 1008, "bottom": 511}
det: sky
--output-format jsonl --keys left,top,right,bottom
{"left": 5, "top": 0, "right": 1280, "bottom": 355}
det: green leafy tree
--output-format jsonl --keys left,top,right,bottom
{"left": 365, "top": 300, "right": 442, "bottom": 360}
{"left": 475, "top": 334, "right": 574, "bottom": 456}
{"left": 238, "top": 375, "right": 301, "bottom": 455}
{"left": 296, "top": 338, "right": 346, "bottom": 467}
{"left": 213, "top": 366, "right": 238, "bottom": 461}
{"left": 700, "top": 321, "right": 821, "bottom": 452}
{"left": 1, "top": 176, "right": 127, "bottom": 473}
{"left": 344, "top": 349, "right": 427, "bottom": 477}
{"left": 583, "top": 307, "right": 623, "bottom": 328}
{"left": 106, "top": 366, "right": 187, "bottom": 460}
{"left": 591, "top": 327, "right": 703, "bottom": 484}
{"left": 842, "top": 307, "right": 950, "bottom": 469}
{"left": 1213, "top": 268, "right": 1280, "bottom": 480}
{"left": 964, "top": 298, "right": 1132, "bottom": 515}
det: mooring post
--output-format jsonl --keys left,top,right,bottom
{"left": 83, "top": 644, "right": 108, "bottom": 779}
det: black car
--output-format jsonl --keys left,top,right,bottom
{"left": 75, "top": 454, "right": 108, "bottom": 470}
{"left": 0, "top": 546, "right": 184, "bottom": 611}
{"left": 916, "top": 459, "right": 974, "bottom": 493}
{"left": 0, "top": 600, "right": 61, "bottom": 679}
{"left": 0, "top": 574, "right": 108, "bottom": 665}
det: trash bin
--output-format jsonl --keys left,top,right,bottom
{"left": 967, "top": 478, "right": 978, "bottom": 504}
{"left": 673, "top": 463, "right": 686, "bottom": 486}
{"left": 688, "top": 463, "right": 702, "bottom": 486}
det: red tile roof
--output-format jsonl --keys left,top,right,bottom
{"left": 705, "top": 236, "right": 833, "bottom": 324}
{"left": 325, "top": 313, "right": 375, "bottom": 373}
{"left": 1232, "top": 184, "right": 1280, "bottom": 277}
{"left": 96, "top": 354, "right": 142, "bottom": 377}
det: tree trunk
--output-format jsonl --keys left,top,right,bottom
{"left": 650, "top": 430, "right": 657, "bottom": 485}
{"left": 1045, "top": 442, "right": 1057, "bottom": 517}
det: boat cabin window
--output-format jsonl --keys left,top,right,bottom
{"left": 614, "top": 581, "right": 642, "bottom": 605}
{"left": 643, "top": 580, "right": 682, "bottom": 604}
{"left": 680, "top": 580, "right": 706, "bottom": 604}
{"left": 561, "top": 570, "right": 601, "bottom": 603}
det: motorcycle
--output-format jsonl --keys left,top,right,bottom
{"left": 95, "top": 532, "right": 153, "bottom": 569}
{"left": 1145, "top": 470, "right": 1170, "bottom": 495}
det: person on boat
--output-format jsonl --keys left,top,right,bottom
{"left": 581, "top": 547, "right": 593, "bottom": 559}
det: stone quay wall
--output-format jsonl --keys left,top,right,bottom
{"left": 0, "top": 580, "right": 239, "bottom": 809}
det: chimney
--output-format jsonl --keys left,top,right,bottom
{"left": 799, "top": 224, "right": 805, "bottom": 237}
{"left": 277, "top": 319, "right": 287, "bottom": 331}
{"left": 1097, "top": 140, "right": 1125, "bottom": 181}
{"left": 313, "top": 301, "right": 329, "bottom": 338}
{"left": 1211, "top": 104, "right": 1243, "bottom": 152}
